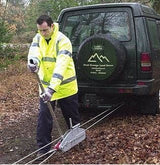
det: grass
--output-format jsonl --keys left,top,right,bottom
{"left": 0, "top": 56, "right": 19, "bottom": 70}
{"left": 0, "top": 47, "right": 27, "bottom": 70}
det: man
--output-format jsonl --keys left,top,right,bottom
{"left": 27, "top": 15, "right": 80, "bottom": 155}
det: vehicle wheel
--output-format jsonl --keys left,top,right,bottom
{"left": 139, "top": 92, "right": 159, "bottom": 115}
{"left": 78, "top": 34, "right": 126, "bottom": 81}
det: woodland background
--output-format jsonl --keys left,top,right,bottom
{"left": 0, "top": 0, "right": 160, "bottom": 68}
{"left": 0, "top": 0, "right": 159, "bottom": 44}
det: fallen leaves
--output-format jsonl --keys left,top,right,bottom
{"left": 49, "top": 114, "right": 160, "bottom": 164}
{"left": 1, "top": 60, "right": 160, "bottom": 164}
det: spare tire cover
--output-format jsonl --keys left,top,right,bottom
{"left": 78, "top": 34, "right": 126, "bottom": 81}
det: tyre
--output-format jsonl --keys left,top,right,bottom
{"left": 78, "top": 34, "right": 126, "bottom": 81}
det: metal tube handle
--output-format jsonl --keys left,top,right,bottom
{"left": 35, "top": 73, "right": 63, "bottom": 137}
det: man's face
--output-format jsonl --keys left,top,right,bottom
{"left": 37, "top": 21, "right": 53, "bottom": 39}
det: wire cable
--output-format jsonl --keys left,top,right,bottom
{"left": 13, "top": 102, "right": 124, "bottom": 164}
{"left": 13, "top": 137, "right": 61, "bottom": 164}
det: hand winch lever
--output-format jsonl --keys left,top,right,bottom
{"left": 35, "top": 73, "right": 63, "bottom": 136}
{"left": 35, "top": 73, "right": 86, "bottom": 152}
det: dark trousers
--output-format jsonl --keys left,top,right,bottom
{"left": 36, "top": 93, "right": 80, "bottom": 153}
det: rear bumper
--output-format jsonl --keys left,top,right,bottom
{"left": 78, "top": 79, "right": 156, "bottom": 95}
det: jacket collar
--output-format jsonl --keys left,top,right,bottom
{"left": 51, "top": 23, "right": 59, "bottom": 39}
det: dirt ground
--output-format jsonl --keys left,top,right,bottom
{"left": 0, "top": 60, "right": 68, "bottom": 164}
{"left": 1, "top": 60, "right": 160, "bottom": 164}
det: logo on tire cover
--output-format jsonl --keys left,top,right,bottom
{"left": 88, "top": 53, "right": 110, "bottom": 63}
{"left": 83, "top": 53, "right": 114, "bottom": 76}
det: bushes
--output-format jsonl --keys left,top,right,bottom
{"left": 0, "top": 43, "right": 29, "bottom": 70}
{"left": 0, "top": 19, "right": 29, "bottom": 70}
{"left": 0, "top": 19, "right": 13, "bottom": 43}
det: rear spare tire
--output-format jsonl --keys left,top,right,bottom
{"left": 78, "top": 34, "right": 126, "bottom": 81}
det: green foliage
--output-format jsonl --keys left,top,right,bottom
{"left": 0, "top": 18, "right": 16, "bottom": 69}
{"left": 0, "top": 18, "right": 15, "bottom": 63}
{"left": 0, "top": 46, "right": 18, "bottom": 69}
{"left": 0, "top": 44, "right": 17, "bottom": 57}
{"left": 0, "top": 45, "right": 27, "bottom": 70}
{"left": 0, "top": 0, "right": 156, "bottom": 69}
{"left": 0, "top": 54, "right": 19, "bottom": 70}
{"left": 24, "top": 0, "right": 114, "bottom": 32}
{"left": 151, "top": 0, "right": 160, "bottom": 14}
{"left": 23, "top": 0, "right": 156, "bottom": 35}
{"left": 1, "top": 0, "right": 155, "bottom": 43}
{"left": 0, "top": 19, "right": 13, "bottom": 43}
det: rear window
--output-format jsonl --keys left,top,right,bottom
{"left": 62, "top": 11, "right": 130, "bottom": 51}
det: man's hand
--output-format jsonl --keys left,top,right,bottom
{"left": 40, "top": 87, "right": 55, "bottom": 103}
{"left": 28, "top": 58, "right": 39, "bottom": 73}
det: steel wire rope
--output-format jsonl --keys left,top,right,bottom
{"left": 36, "top": 103, "right": 124, "bottom": 164}
{"left": 81, "top": 103, "right": 124, "bottom": 128}
{"left": 12, "top": 137, "right": 61, "bottom": 164}
{"left": 85, "top": 103, "right": 124, "bottom": 130}
{"left": 39, "top": 150, "right": 58, "bottom": 165}
{"left": 25, "top": 149, "right": 57, "bottom": 165}
{"left": 13, "top": 102, "right": 124, "bottom": 164}
{"left": 80, "top": 107, "right": 112, "bottom": 128}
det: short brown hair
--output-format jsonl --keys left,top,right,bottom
{"left": 36, "top": 15, "right": 53, "bottom": 27}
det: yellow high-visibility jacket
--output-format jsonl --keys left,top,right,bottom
{"left": 28, "top": 23, "right": 78, "bottom": 101}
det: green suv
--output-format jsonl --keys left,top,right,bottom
{"left": 58, "top": 3, "right": 160, "bottom": 114}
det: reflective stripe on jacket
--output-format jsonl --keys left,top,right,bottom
{"left": 28, "top": 23, "right": 78, "bottom": 101}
